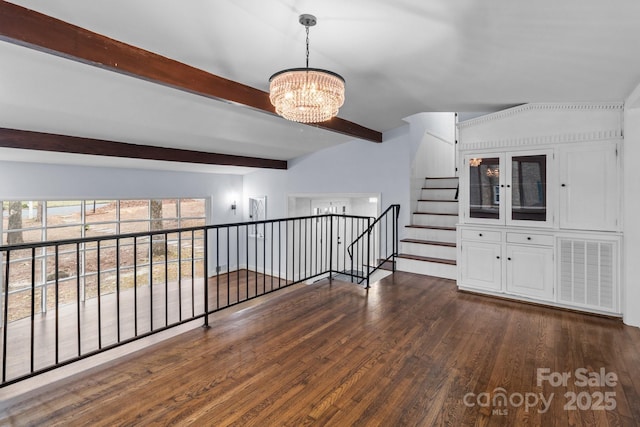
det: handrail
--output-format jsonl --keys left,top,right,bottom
{"left": 345, "top": 204, "right": 400, "bottom": 287}
{"left": 0, "top": 206, "right": 400, "bottom": 387}
{"left": 346, "top": 204, "right": 399, "bottom": 259}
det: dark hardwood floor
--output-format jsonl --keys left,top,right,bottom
{"left": 1, "top": 271, "right": 639, "bottom": 426}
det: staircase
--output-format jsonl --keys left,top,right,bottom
{"left": 397, "top": 177, "right": 458, "bottom": 280}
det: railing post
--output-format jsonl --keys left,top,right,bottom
{"left": 2, "top": 250, "right": 10, "bottom": 383}
{"left": 394, "top": 205, "right": 399, "bottom": 272}
{"left": 203, "top": 228, "right": 209, "bottom": 328}
{"left": 329, "top": 215, "right": 333, "bottom": 283}
{"left": 365, "top": 217, "right": 371, "bottom": 289}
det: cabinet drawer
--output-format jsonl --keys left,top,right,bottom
{"left": 461, "top": 229, "right": 501, "bottom": 242}
{"left": 506, "top": 232, "right": 554, "bottom": 246}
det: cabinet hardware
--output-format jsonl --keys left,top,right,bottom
{"left": 496, "top": 256, "right": 500, "bottom": 259}
{"left": 527, "top": 237, "right": 532, "bottom": 240}
{"left": 479, "top": 233, "right": 483, "bottom": 237}
{"left": 561, "top": 184, "right": 566, "bottom": 187}
{"left": 507, "top": 257, "right": 512, "bottom": 260}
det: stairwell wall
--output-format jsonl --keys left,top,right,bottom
{"left": 404, "top": 112, "right": 457, "bottom": 216}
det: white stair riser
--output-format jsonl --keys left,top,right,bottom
{"left": 405, "top": 227, "right": 456, "bottom": 243}
{"left": 420, "top": 188, "right": 457, "bottom": 200}
{"left": 417, "top": 201, "right": 458, "bottom": 214}
{"left": 401, "top": 242, "right": 457, "bottom": 260}
{"left": 424, "top": 178, "right": 459, "bottom": 188}
{"left": 413, "top": 214, "right": 458, "bottom": 227}
{"left": 397, "top": 258, "right": 457, "bottom": 280}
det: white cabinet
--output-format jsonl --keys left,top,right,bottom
{"left": 464, "top": 150, "right": 552, "bottom": 227}
{"left": 457, "top": 103, "right": 623, "bottom": 316}
{"left": 505, "top": 241, "right": 554, "bottom": 300}
{"left": 558, "top": 142, "right": 620, "bottom": 231}
{"left": 460, "top": 240, "right": 502, "bottom": 291}
{"left": 459, "top": 227, "right": 555, "bottom": 302}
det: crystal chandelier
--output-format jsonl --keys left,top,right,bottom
{"left": 469, "top": 158, "right": 482, "bottom": 167}
{"left": 269, "top": 14, "right": 345, "bottom": 123}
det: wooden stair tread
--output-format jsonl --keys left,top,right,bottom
{"left": 422, "top": 187, "right": 458, "bottom": 190}
{"left": 413, "top": 212, "right": 458, "bottom": 216}
{"left": 405, "top": 225, "right": 456, "bottom": 231}
{"left": 401, "top": 239, "right": 456, "bottom": 247}
{"left": 398, "top": 254, "right": 457, "bottom": 265}
{"left": 425, "top": 177, "right": 458, "bottom": 179}
{"left": 418, "top": 199, "right": 458, "bottom": 202}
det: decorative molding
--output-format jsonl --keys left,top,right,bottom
{"left": 459, "top": 129, "right": 623, "bottom": 151}
{"left": 457, "top": 102, "right": 624, "bottom": 129}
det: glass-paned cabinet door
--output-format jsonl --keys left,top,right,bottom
{"left": 509, "top": 153, "right": 549, "bottom": 225}
{"left": 465, "top": 151, "right": 551, "bottom": 226}
{"left": 506, "top": 152, "right": 551, "bottom": 226}
{"left": 468, "top": 155, "right": 503, "bottom": 221}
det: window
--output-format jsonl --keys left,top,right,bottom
{"left": 1, "top": 198, "right": 207, "bottom": 322}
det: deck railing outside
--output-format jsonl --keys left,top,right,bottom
{"left": 0, "top": 206, "right": 399, "bottom": 387}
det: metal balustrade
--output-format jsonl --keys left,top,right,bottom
{"left": 0, "top": 206, "right": 399, "bottom": 387}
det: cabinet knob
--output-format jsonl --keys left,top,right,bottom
{"left": 527, "top": 237, "right": 532, "bottom": 241}
{"left": 506, "top": 184, "right": 511, "bottom": 188}
{"left": 507, "top": 257, "right": 512, "bottom": 261}
{"left": 496, "top": 256, "right": 500, "bottom": 259}
{"left": 479, "top": 233, "right": 483, "bottom": 237}
{"left": 561, "top": 184, "right": 566, "bottom": 187}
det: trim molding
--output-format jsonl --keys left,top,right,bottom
{"left": 458, "top": 102, "right": 624, "bottom": 129}
{"left": 459, "top": 129, "right": 623, "bottom": 151}
{"left": 0, "top": 128, "right": 288, "bottom": 170}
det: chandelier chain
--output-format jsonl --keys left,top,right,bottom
{"left": 305, "top": 25, "right": 310, "bottom": 68}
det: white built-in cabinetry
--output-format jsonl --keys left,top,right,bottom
{"left": 457, "top": 103, "right": 622, "bottom": 316}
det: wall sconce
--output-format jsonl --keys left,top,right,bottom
{"left": 231, "top": 201, "right": 237, "bottom": 214}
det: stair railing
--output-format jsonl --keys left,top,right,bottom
{"left": 0, "top": 206, "right": 400, "bottom": 388}
{"left": 346, "top": 204, "right": 400, "bottom": 287}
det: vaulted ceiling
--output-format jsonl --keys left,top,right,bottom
{"left": 2, "top": 0, "right": 640, "bottom": 173}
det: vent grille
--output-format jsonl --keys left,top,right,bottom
{"left": 559, "top": 239, "right": 616, "bottom": 311}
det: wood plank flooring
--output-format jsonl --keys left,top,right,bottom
{"left": 1, "top": 271, "right": 640, "bottom": 426}
{"left": 1, "top": 270, "right": 291, "bottom": 383}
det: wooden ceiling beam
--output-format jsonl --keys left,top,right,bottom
{"left": 0, "top": 128, "right": 288, "bottom": 170}
{"left": 0, "top": 2, "right": 382, "bottom": 143}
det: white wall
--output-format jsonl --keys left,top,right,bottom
{"left": 0, "top": 160, "right": 243, "bottom": 225}
{"left": 243, "top": 126, "right": 412, "bottom": 229}
{"left": 623, "top": 87, "right": 640, "bottom": 327}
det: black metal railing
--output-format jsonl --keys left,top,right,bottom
{"left": 0, "top": 207, "right": 399, "bottom": 387}
{"left": 346, "top": 204, "right": 400, "bottom": 287}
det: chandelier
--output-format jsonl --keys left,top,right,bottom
{"left": 486, "top": 167, "right": 500, "bottom": 177}
{"left": 269, "top": 14, "right": 345, "bottom": 123}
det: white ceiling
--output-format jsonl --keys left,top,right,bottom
{"left": 2, "top": 0, "right": 640, "bottom": 173}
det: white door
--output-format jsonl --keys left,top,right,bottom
{"left": 460, "top": 241, "right": 502, "bottom": 291}
{"left": 506, "top": 245, "right": 554, "bottom": 300}
{"left": 558, "top": 142, "right": 620, "bottom": 231}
